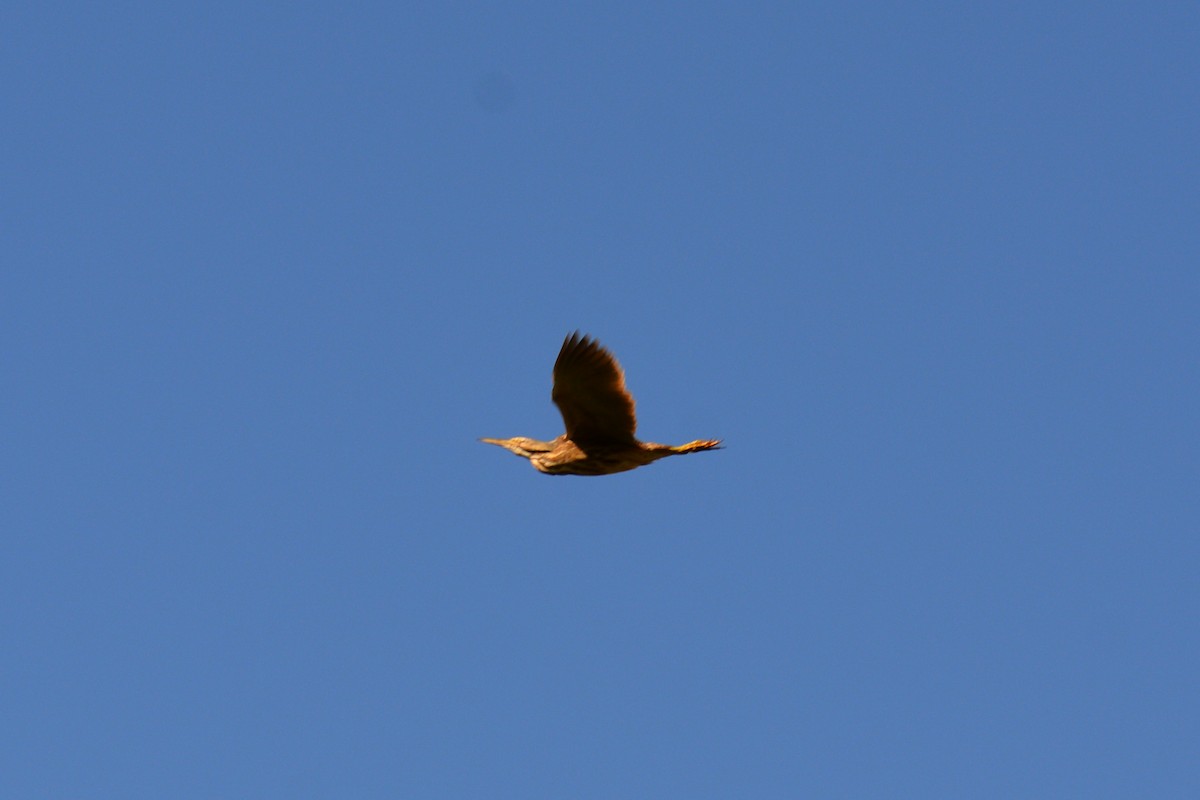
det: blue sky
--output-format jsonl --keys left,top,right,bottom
{"left": 3, "top": 2, "right": 1197, "bottom": 797}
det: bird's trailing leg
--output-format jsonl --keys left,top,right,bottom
{"left": 641, "top": 439, "right": 723, "bottom": 457}
{"left": 670, "top": 439, "right": 723, "bottom": 454}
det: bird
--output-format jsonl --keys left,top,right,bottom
{"left": 481, "top": 332, "right": 721, "bottom": 475}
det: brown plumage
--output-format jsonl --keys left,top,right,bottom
{"left": 481, "top": 332, "right": 722, "bottom": 475}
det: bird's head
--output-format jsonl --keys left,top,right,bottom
{"left": 479, "top": 436, "right": 555, "bottom": 459}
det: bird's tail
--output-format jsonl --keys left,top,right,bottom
{"left": 670, "top": 439, "right": 723, "bottom": 454}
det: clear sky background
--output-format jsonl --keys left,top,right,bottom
{"left": 3, "top": 2, "right": 1197, "bottom": 797}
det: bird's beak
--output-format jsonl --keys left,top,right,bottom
{"left": 479, "top": 437, "right": 503, "bottom": 446}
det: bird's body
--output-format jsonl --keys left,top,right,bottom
{"left": 482, "top": 333, "right": 721, "bottom": 476}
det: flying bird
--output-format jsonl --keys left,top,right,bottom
{"left": 481, "top": 332, "right": 721, "bottom": 475}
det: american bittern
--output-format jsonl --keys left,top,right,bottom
{"left": 482, "top": 332, "right": 721, "bottom": 475}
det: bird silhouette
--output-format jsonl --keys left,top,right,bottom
{"left": 481, "top": 332, "right": 721, "bottom": 475}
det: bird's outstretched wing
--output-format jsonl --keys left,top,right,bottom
{"left": 552, "top": 332, "right": 638, "bottom": 445}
